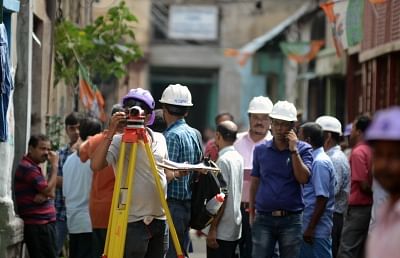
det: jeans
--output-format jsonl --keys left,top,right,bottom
{"left": 252, "top": 212, "right": 303, "bottom": 258}
{"left": 124, "top": 219, "right": 169, "bottom": 258}
{"left": 55, "top": 219, "right": 68, "bottom": 255}
{"left": 166, "top": 199, "right": 191, "bottom": 258}
{"left": 299, "top": 237, "right": 332, "bottom": 258}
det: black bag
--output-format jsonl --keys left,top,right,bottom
{"left": 189, "top": 158, "right": 228, "bottom": 230}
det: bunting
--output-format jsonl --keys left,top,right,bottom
{"left": 279, "top": 41, "right": 325, "bottom": 63}
{"left": 79, "top": 66, "right": 107, "bottom": 122}
{"left": 223, "top": 48, "right": 252, "bottom": 66}
{"left": 346, "top": 0, "right": 364, "bottom": 47}
{"left": 320, "top": 0, "right": 348, "bottom": 56}
{"left": 369, "top": 0, "right": 386, "bottom": 3}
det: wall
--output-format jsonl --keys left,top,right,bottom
{"left": 0, "top": 1, "right": 24, "bottom": 257}
{"left": 149, "top": 0, "right": 306, "bottom": 128}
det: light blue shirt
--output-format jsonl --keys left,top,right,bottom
{"left": 303, "top": 147, "right": 335, "bottom": 238}
{"left": 63, "top": 153, "right": 92, "bottom": 233}
{"left": 326, "top": 145, "right": 350, "bottom": 214}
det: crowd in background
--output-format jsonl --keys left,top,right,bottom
{"left": 13, "top": 84, "right": 400, "bottom": 258}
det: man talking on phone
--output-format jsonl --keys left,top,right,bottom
{"left": 249, "top": 101, "right": 313, "bottom": 258}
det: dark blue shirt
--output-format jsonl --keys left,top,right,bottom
{"left": 252, "top": 140, "right": 313, "bottom": 213}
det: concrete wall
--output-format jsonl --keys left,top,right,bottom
{"left": 149, "top": 0, "right": 306, "bottom": 128}
{"left": 31, "top": 0, "right": 52, "bottom": 134}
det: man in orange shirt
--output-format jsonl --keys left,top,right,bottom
{"left": 79, "top": 104, "right": 124, "bottom": 258}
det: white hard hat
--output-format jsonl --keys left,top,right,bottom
{"left": 269, "top": 101, "right": 297, "bottom": 122}
{"left": 159, "top": 84, "right": 193, "bottom": 106}
{"left": 316, "top": 115, "right": 342, "bottom": 135}
{"left": 248, "top": 96, "right": 273, "bottom": 114}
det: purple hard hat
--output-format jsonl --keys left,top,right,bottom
{"left": 122, "top": 88, "right": 155, "bottom": 125}
{"left": 343, "top": 123, "right": 352, "bottom": 137}
{"left": 365, "top": 106, "right": 400, "bottom": 141}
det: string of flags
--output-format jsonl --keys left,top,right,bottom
{"left": 279, "top": 41, "right": 325, "bottom": 63}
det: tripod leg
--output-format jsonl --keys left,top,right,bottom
{"left": 144, "top": 142, "right": 185, "bottom": 258}
{"left": 103, "top": 141, "right": 126, "bottom": 257}
{"left": 102, "top": 142, "right": 139, "bottom": 258}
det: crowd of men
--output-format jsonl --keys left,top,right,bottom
{"left": 13, "top": 83, "right": 400, "bottom": 258}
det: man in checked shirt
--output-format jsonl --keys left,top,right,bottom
{"left": 55, "top": 112, "right": 82, "bottom": 256}
{"left": 159, "top": 84, "right": 203, "bottom": 258}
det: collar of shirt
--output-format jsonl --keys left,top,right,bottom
{"left": 165, "top": 118, "right": 186, "bottom": 133}
{"left": 326, "top": 145, "right": 341, "bottom": 155}
{"left": 243, "top": 130, "right": 272, "bottom": 144}
{"left": 266, "top": 139, "right": 287, "bottom": 152}
{"left": 312, "top": 146, "right": 325, "bottom": 159}
{"left": 23, "top": 155, "right": 41, "bottom": 168}
{"left": 353, "top": 140, "right": 368, "bottom": 149}
{"left": 218, "top": 145, "right": 235, "bottom": 157}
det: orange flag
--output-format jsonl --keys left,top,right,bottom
{"left": 79, "top": 78, "right": 95, "bottom": 109}
{"left": 320, "top": 1, "right": 336, "bottom": 22}
{"left": 79, "top": 66, "right": 107, "bottom": 122}
{"left": 320, "top": 1, "right": 345, "bottom": 56}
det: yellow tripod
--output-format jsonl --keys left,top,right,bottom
{"left": 102, "top": 114, "right": 183, "bottom": 258}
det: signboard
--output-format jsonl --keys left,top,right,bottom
{"left": 168, "top": 5, "right": 218, "bottom": 41}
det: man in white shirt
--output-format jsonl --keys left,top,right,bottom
{"left": 91, "top": 88, "right": 170, "bottom": 258}
{"left": 207, "top": 121, "right": 244, "bottom": 258}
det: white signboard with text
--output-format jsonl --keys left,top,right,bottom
{"left": 168, "top": 5, "right": 218, "bottom": 41}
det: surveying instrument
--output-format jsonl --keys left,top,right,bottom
{"left": 102, "top": 106, "right": 184, "bottom": 258}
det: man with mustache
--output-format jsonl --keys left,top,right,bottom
{"left": 14, "top": 134, "right": 59, "bottom": 258}
{"left": 234, "top": 96, "right": 273, "bottom": 258}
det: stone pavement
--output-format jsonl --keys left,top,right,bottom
{"left": 189, "top": 229, "right": 206, "bottom": 258}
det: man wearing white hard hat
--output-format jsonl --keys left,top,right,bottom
{"left": 316, "top": 115, "right": 350, "bottom": 258}
{"left": 159, "top": 84, "right": 203, "bottom": 258}
{"left": 233, "top": 96, "right": 273, "bottom": 258}
{"left": 249, "top": 100, "right": 313, "bottom": 258}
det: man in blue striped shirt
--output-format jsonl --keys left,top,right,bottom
{"left": 160, "top": 84, "right": 203, "bottom": 258}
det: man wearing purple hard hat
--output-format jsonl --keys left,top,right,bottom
{"left": 122, "top": 88, "right": 156, "bottom": 125}
{"left": 365, "top": 107, "right": 400, "bottom": 258}
{"left": 91, "top": 88, "right": 170, "bottom": 258}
